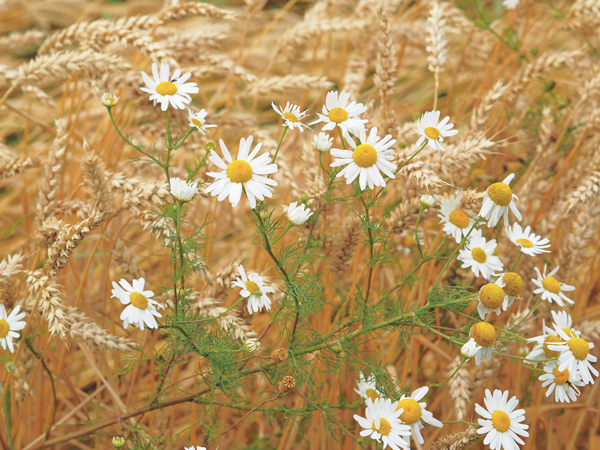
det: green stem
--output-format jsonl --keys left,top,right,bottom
{"left": 174, "top": 127, "right": 195, "bottom": 150}
{"left": 442, "top": 420, "right": 479, "bottom": 427}
{"left": 272, "top": 126, "right": 287, "bottom": 163}
{"left": 395, "top": 142, "right": 427, "bottom": 174}
{"left": 272, "top": 223, "right": 293, "bottom": 244}
{"left": 429, "top": 358, "right": 466, "bottom": 388}
{"left": 337, "top": 126, "right": 346, "bottom": 149}
{"left": 510, "top": 250, "right": 523, "bottom": 271}
{"left": 107, "top": 108, "right": 141, "bottom": 150}
{"left": 319, "top": 152, "right": 330, "bottom": 176}
{"left": 415, "top": 207, "right": 424, "bottom": 257}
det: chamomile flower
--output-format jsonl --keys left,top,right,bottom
{"left": 438, "top": 194, "right": 477, "bottom": 244}
{"left": 243, "top": 338, "right": 261, "bottom": 353}
{"left": 272, "top": 102, "right": 310, "bottom": 132}
{"left": 549, "top": 327, "right": 598, "bottom": 385}
{"left": 312, "top": 132, "right": 333, "bottom": 152}
{"left": 330, "top": 127, "right": 397, "bottom": 191}
{"left": 531, "top": 265, "right": 575, "bottom": 307}
{"left": 468, "top": 322, "right": 498, "bottom": 366}
{"left": 503, "top": 0, "right": 519, "bottom": 9}
{"left": 479, "top": 173, "right": 522, "bottom": 228}
{"left": 286, "top": 201, "right": 312, "bottom": 226}
{"left": 420, "top": 194, "right": 436, "bottom": 209}
{"left": 111, "top": 278, "right": 163, "bottom": 330}
{"left": 354, "top": 372, "right": 382, "bottom": 403}
{"left": 524, "top": 311, "right": 577, "bottom": 366}
{"left": 457, "top": 229, "right": 503, "bottom": 280}
{"left": 477, "top": 283, "right": 505, "bottom": 319}
{"left": 539, "top": 361, "right": 583, "bottom": 403}
{"left": 397, "top": 233, "right": 423, "bottom": 257}
{"left": 495, "top": 272, "right": 524, "bottom": 310}
{"left": 475, "top": 389, "right": 529, "bottom": 450}
{"left": 188, "top": 108, "right": 216, "bottom": 135}
{"left": 205, "top": 136, "right": 278, "bottom": 209}
{"left": 506, "top": 224, "right": 551, "bottom": 256}
{"left": 311, "top": 90, "right": 367, "bottom": 135}
{"left": 413, "top": 110, "right": 458, "bottom": 151}
{"left": 101, "top": 93, "right": 119, "bottom": 107}
{"left": 231, "top": 265, "right": 274, "bottom": 315}
{"left": 170, "top": 177, "right": 198, "bottom": 202}
{"left": 0, "top": 304, "right": 26, "bottom": 353}
{"left": 353, "top": 397, "right": 411, "bottom": 450}
{"left": 395, "top": 386, "right": 443, "bottom": 445}
{"left": 140, "top": 63, "right": 199, "bottom": 111}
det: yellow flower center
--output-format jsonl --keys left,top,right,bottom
{"left": 191, "top": 118, "right": 204, "bottom": 129}
{"left": 487, "top": 182, "right": 513, "bottom": 207}
{"left": 365, "top": 388, "right": 380, "bottom": 402}
{"left": 562, "top": 328, "right": 577, "bottom": 339}
{"left": 552, "top": 366, "right": 570, "bottom": 385}
{"left": 567, "top": 337, "right": 590, "bottom": 360}
{"left": 0, "top": 319, "right": 9, "bottom": 338}
{"left": 372, "top": 418, "right": 392, "bottom": 436}
{"left": 396, "top": 398, "right": 422, "bottom": 424}
{"left": 543, "top": 335, "right": 563, "bottom": 359}
{"left": 328, "top": 107, "right": 348, "bottom": 123}
{"left": 156, "top": 81, "right": 178, "bottom": 96}
{"left": 424, "top": 126, "right": 441, "bottom": 140}
{"left": 245, "top": 280, "right": 261, "bottom": 296}
{"left": 479, "top": 283, "right": 505, "bottom": 309}
{"left": 226, "top": 160, "right": 253, "bottom": 183}
{"left": 491, "top": 410, "right": 511, "bottom": 433}
{"left": 501, "top": 272, "right": 523, "bottom": 297}
{"left": 471, "top": 322, "right": 497, "bottom": 348}
{"left": 449, "top": 209, "right": 470, "bottom": 229}
{"left": 472, "top": 247, "right": 487, "bottom": 263}
{"left": 283, "top": 112, "right": 299, "bottom": 123}
{"left": 516, "top": 238, "right": 533, "bottom": 248}
{"left": 542, "top": 277, "right": 561, "bottom": 294}
{"left": 402, "top": 236, "right": 417, "bottom": 247}
{"left": 129, "top": 292, "right": 148, "bottom": 310}
{"left": 352, "top": 144, "right": 378, "bottom": 168}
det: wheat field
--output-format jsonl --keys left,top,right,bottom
{"left": 0, "top": 0, "right": 599, "bottom": 449}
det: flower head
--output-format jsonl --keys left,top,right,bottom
{"left": 272, "top": 102, "right": 310, "bottom": 132}
{"left": 310, "top": 90, "right": 367, "bottom": 135}
{"left": 507, "top": 223, "right": 550, "bottom": 256}
{"left": 395, "top": 386, "right": 443, "bottom": 445}
{"left": 286, "top": 201, "right": 312, "bottom": 226}
{"left": 479, "top": 173, "right": 522, "bottom": 228}
{"left": 101, "top": 93, "right": 119, "bottom": 107}
{"left": 188, "top": 108, "right": 216, "bottom": 135}
{"left": 457, "top": 229, "right": 503, "bottom": 280}
{"left": 231, "top": 265, "right": 274, "bottom": 315}
{"left": 477, "top": 283, "right": 505, "bottom": 320}
{"left": 524, "top": 311, "right": 576, "bottom": 366}
{"left": 312, "top": 132, "right": 333, "bottom": 152}
{"left": 475, "top": 389, "right": 529, "bottom": 450}
{"left": 330, "top": 127, "right": 397, "bottom": 191}
{"left": 140, "top": 63, "right": 199, "bottom": 111}
{"left": 170, "top": 177, "right": 198, "bottom": 203}
{"left": 539, "top": 361, "right": 583, "bottom": 403}
{"left": 531, "top": 265, "right": 575, "bottom": 307}
{"left": 205, "top": 136, "right": 278, "bottom": 209}
{"left": 243, "top": 338, "right": 261, "bottom": 353}
{"left": 413, "top": 110, "right": 458, "bottom": 151}
{"left": 420, "top": 194, "right": 436, "bottom": 209}
{"left": 495, "top": 272, "right": 524, "bottom": 310}
{"left": 549, "top": 326, "right": 598, "bottom": 385}
{"left": 112, "top": 436, "right": 126, "bottom": 449}
{"left": 354, "top": 372, "right": 382, "bottom": 403}
{"left": 353, "top": 397, "right": 411, "bottom": 450}
{"left": 111, "top": 278, "right": 163, "bottom": 330}
{"left": 468, "top": 322, "right": 497, "bottom": 365}
{"left": 438, "top": 194, "right": 477, "bottom": 244}
{"left": 0, "top": 304, "right": 26, "bottom": 353}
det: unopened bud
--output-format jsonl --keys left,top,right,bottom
{"left": 271, "top": 348, "right": 288, "bottom": 362}
{"left": 205, "top": 141, "right": 216, "bottom": 152}
{"left": 112, "top": 436, "right": 126, "bottom": 449}
{"left": 279, "top": 375, "right": 296, "bottom": 393}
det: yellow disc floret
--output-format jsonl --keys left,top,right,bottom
{"left": 491, "top": 410, "right": 511, "bottom": 433}
{"left": 328, "top": 107, "right": 348, "bottom": 124}
{"left": 226, "top": 160, "right": 253, "bottom": 183}
{"left": 245, "top": 280, "right": 261, "bottom": 296}
{"left": 352, "top": 144, "right": 378, "bottom": 168}
{"left": 191, "top": 118, "right": 204, "bottom": 129}
{"left": 372, "top": 418, "right": 392, "bottom": 436}
{"left": 471, "top": 322, "right": 497, "bottom": 348}
{"left": 156, "top": 81, "right": 178, "bottom": 96}
{"left": 568, "top": 337, "right": 590, "bottom": 360}
{"left": 0, "top": 319, "right": 9, "bottom": 338}
{"left": 424, "top": 126, "right": 441, "bottom": 140}
{"left": 542, "top": 277, "right": 561, "bottom": 294}
{"left": 479, "top": 284, "right": 505, "bottom": 310}
{"left": 516, "top": 238, "right": 533, "bottom": 248}
{"left": 283, "top": 112, "right": 299, "bottom": 123}
{"left": 501, "top": 272, "right": 523, "bottom": 297}
{"left": 543, "top": 335, "right": 563, "bottom": 359}
{"left": 552, "top": 366, "right": 570, "bottom": 385}
{"left": 472, "top": 247, "right": 487, "bottom": 263}
{"left": 396, "top": 398, "right": 422, "bottom": 425}
{"left": 487, "top": 182, "right": 513, "bottom": 207}
{"left": 365, "top": 388, "right": 380, "bottom": 402}
{"left": 129, "top": 292, "right": 149, "bottom": 310}
{"left": 449, "top": 209, "right": 470, "bottom": 229}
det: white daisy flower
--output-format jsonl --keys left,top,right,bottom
{"left": 476, "top": 283, "right": 505, "bottom": 320}
{"left": 140, "top": 62, "right": 199, "bottom": 111}
{"left": 503, "top": 0, "right": 519, "bottom": 9}
{"left": 457, "top": 229, "right": 504, "bottom": 280}
{"left": 285, "top": 201, "right": 312, "bottom": 226}
{"left": 420, "top": 194, "right": 436, "bottom": 209}
{"left": 438, "top": 194, "right": 477, "bottom": 244}
{"left": 185, "top": 447, "right": 207, "bottom": 450}
{"left": 243, "top": 338, "right": 261, "bottom": 353}
{"left": 272, "top": 102, "right": 310, "bottom": 132}
{"left": 461, "top": 338, "right": 482, "bottom": 360}
{"left": 312, "top": 132, "right": 333, "bottom": 152}
{"left": 101, "top": 93, "right": 119, "bottom": 107}
{"left": 494, "top": 272, "right": 524, "bottom": 311}
{"left": 467, "top": 321, "right": 498, "bottom": 366}
{"left": 205, "top": 136, "right": 278, "bottom": 209}
{"left": 231, "top": 265, "right": 274, "bottom": 315}
{"left": 475, "top": 389, "right": 529, "bottom": 450}
{"left": 413, "top": 110, "right": 458, "bottom": 151}
{"left": 111, "top": 278, "right": 163, "bottom": 330}
{"left": 539, "top": 361, "right": 584, "bottom": 403}
{"left": 0, "top": 304, "right": 26, "bottom": 353}
{"left": 354, "top": 372, "right": 383, "bottom": 403}
{"left": 531, "top": 265, "right": 575, "bottom": 307}
{"left": 396, "top": 386, "right": 443, "bottom": 445}
{"left": 353, "top": 397, "right": 411, "bottom": 450}
{"left": 188, "top": 108, "right": 216, "bottom": 135}
{"left": 524, "top": 311, "right": 577, "bottom": 366}
{"left": 310, "top": 90, "right": 367, "bottom": 135}
{"left": 330, "top": 127, "right": 397, "bottom": 191}
{"left": 170, "top": 177, "right": 198, "bottom": 203}
{"left": 506, "top": 223, "right": 550, "bottom": 256}
{"left": 479, "top": 173, "right": 522, "bottom": 228}
{"left": 549, "top": 326, "right": 598, "bottom": 385}
{"left": 397, "top": 233, "right": 423, "bottom": 257}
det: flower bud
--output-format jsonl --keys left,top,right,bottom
{"left": 101, "top": 93, "right": 119, "bottom": 107}
{"left": 112, "top": 436, "right": 126, "bottom": 449}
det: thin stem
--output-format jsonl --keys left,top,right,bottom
{"left": 337, "top": 125, "right": 346, "bottom": 149}
{"left": 395, "top": 142, "right": 427, "bottom": 174}
{"left": 510, "top": 250, "right": 523, "bottom": 271}
{"left": 319, "top": 152, "right": 330, "bottom": 176}
{"left": 272, "top": 223, "right": 293, "bottom": 244}
{"left": 272, "top": 126, "right": 287, "bottom": 163}
{"left": 429, "top": 357, "right": 466, "bottom": 388}
{"left": 174, "top": 127, "right": 195, "bottom": 150}
{"left": 107, "top": 108, "right": 141, "bottom": 150}
{"left": 414, "top": 207, "right": 424, "bottom": 257}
